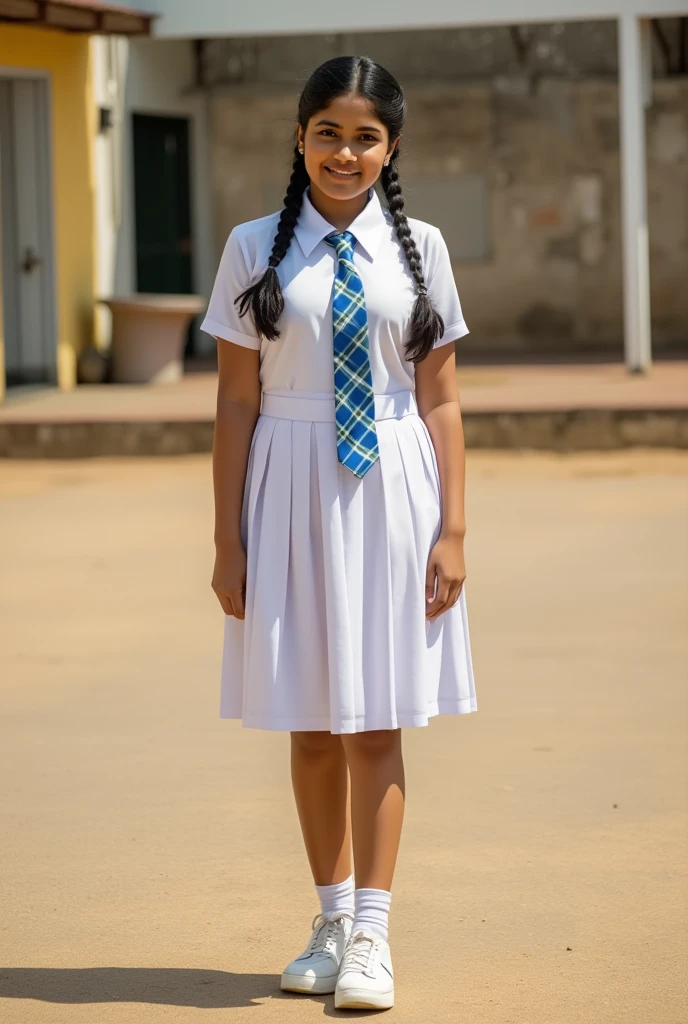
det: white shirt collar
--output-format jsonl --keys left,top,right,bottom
{"left": 293, "top": 185, "right": 388, "bottom": 262}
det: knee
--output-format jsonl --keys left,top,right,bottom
{"left": 343, "top": 729, "right": 401, "bottom": 763}
{"left": 291, "top": 730, "right": 343, "bottom": 762}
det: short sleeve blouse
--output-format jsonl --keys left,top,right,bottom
{"left": 201, "top": 186, "right": 469, "bottom": 395}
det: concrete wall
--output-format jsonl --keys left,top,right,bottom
{"left": 201, "top": 20, "right": 688, "bottom": 86}
{"left": 208, "top": 75, "right": 688, "bottom": 356}
{"left": 201, "top": 23, "right": 617, "bottom": 86}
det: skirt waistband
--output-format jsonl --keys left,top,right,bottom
{"left": 260, "top": 389, "right": 418, "bottom": 423}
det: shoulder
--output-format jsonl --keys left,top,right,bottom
{"left": 230, "top": 209, "right": 282, "bottom": 245}
{"left": 396, "top": 215, "right": 450, "bottom": 277}
{"left": 405, "top": 216, "right": 445, "bottom": 255}
{"left": 384, "top": 207, "right": 446, "bottom": 258}
{"left": 221, "top": 210, "right": 282, "bottom": 275}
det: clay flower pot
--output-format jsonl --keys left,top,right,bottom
{"left": 99, "top": 294, "right": 205, "bottom": 384}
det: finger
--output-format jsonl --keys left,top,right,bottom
{"left": 440, "top": 580, "right": 461, "bottom": 613}
{"left": 446, "top": 581, "right": 462, "bottom": 610}
{"left": 425, "top": 559, "right": 437, "bottom": 605}
{"left": 212, "top": 579, "right": 232, "bottom": 616}
{"left": 428, "top": 579, "right": 462, "bottom": 621}
{"left": 214, "top": 582, "right": 237, "bottom": 617}
{"left": 230, "top": 587, "right": 245, "bottom": 620}
{"left": 426, "top": 575, "right": 451, "bottom": 619}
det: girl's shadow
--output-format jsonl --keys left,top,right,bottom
{"left": 0, "top": 967, "right": 385, "bottom": 1017}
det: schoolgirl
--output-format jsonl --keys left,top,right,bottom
{"left": 204, "top": 55, "right": 477, "bottom": 1011}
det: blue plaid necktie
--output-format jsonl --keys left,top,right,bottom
{"left": 325, "top": 231, "right": 379, "bottom": 478}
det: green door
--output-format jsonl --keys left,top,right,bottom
{"left": 133, "top": 113, "right": 193, "bottom": 295}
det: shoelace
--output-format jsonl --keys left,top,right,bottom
{"left": 340, "top": 930, "right": 380, "bottom": 973}
{"left": 308, "top": 911, "right": 352, "bottom": 955}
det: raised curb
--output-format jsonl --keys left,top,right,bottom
{"left": 0, "top": 408, "right": 686, "bottom": 457}
{"left": 462, "top": 408, "right": 688, "bottom": 450}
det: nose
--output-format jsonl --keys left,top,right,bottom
{"left": 333, "top": 145, "right": 355, "bottom": 162}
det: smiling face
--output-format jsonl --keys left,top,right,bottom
{"left": 298, "top": 93, "right": 398, "bottom": 205}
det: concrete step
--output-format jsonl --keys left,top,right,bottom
{"left": 1, "top": 362, "right": 686, "bottom": 456}
{"left": 0, "top": 408, "right": 686, "bottom": 458}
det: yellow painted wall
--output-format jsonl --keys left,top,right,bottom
{"left": 0, "top": 25, "right": 95, "bottom": 393}
{"left": 0, "top": 196, "right": 4, "bottom": 402}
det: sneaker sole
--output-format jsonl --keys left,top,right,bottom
{"left": 334, "top": 986, "right": 394, "bottom": 1010}
{"left": 280, "top": 972, "right": 338, "bottom": 995}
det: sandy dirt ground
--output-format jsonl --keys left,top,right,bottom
{"left": 0, "top": 450, "right": 686, "bottom": 1024}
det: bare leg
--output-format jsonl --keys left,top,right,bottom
{"left": 290, "top": 731, "right": 353, "bottom": 886}
{"left": 340, "top": 729, "right": 405, "bottom": 891}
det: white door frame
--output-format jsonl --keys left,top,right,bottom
{"left": 0, "top": 66, "right": 58, "bottom": 389}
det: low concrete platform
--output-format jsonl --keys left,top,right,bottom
{"left": 0, "top": 359, "right": 686, "bottom": 456}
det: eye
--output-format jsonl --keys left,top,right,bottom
{"left": 359, "top": 134, "right": 379, "bottom": 142}
{"left": 317, "top": 129, "right": 337, "bottom": 138}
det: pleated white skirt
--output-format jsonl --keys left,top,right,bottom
{"left": 221, "top": 388, "right": 477, "bottom": 733}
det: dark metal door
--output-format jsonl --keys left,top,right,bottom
{"left": 133, "top": 113, "right": 193, "bottom": 295}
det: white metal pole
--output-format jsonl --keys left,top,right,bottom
{"left": 618, "top": 14, "right": 652, "bottom": 373}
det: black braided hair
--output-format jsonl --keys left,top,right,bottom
{"left": 381, "top": 153, "right": 444, "bottom": 362}
{"left": 234, "top": 146, "right": 309, "bottom": 340}
{"left": 235, "top": 55, "right": 444, "bottom": 359}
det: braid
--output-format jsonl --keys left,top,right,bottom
{"left": 381, "top": 155, "right": 444, "bottom": 363}
{"left": 235, "top": 146, "right": 309, "bottom": 340}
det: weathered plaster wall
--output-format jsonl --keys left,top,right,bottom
{"left": 208, "top": 69, "right": 688, "bottom": 355}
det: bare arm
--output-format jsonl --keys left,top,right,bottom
{"left": 414, "top": 342, "right": 467, "bottom": 620}
{"left": 211, "top": 337, "right": 261, "bottom": 617}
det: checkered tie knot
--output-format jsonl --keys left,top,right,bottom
{"left": 326, "top": 231, "right": 380, "bottom": 479}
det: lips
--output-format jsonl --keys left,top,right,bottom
{"left": 325, "top": 166, "right": 360, "bottom": 178}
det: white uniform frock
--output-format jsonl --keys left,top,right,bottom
{"left": 202, "top": 185, "right": 478, "bottom": 733}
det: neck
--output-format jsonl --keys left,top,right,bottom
{"left": 308, "top": 182, "right": 371, "bottom": 231}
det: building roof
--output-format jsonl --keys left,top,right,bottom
{"left": 148, "top": 1, "right": 688, "bottom": 39}
{"left": 0, "top": 0, "right": 154, "bottom": 35}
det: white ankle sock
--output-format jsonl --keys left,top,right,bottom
{"left": 315, "top": 874, "right": 355, "bottom": 918}
{"left": 353, "top": 888, "right": 392, "bottom": 941}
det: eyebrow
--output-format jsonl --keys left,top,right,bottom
{"left": 314, "top": 119, "right": 382, "bottom": 133}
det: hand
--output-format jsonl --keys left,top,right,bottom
{"left": 212, "top": 542, "right": 247, "bottom": 619}
{"left": 425, "top": 533, "right": 466, "bottom": 621}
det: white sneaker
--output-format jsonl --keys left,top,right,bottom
{"left": 280, "top": 910, "right": 354, "bottom": 995}
{"left": 334, "top": 928, "right": 395, "bottom": 1010}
